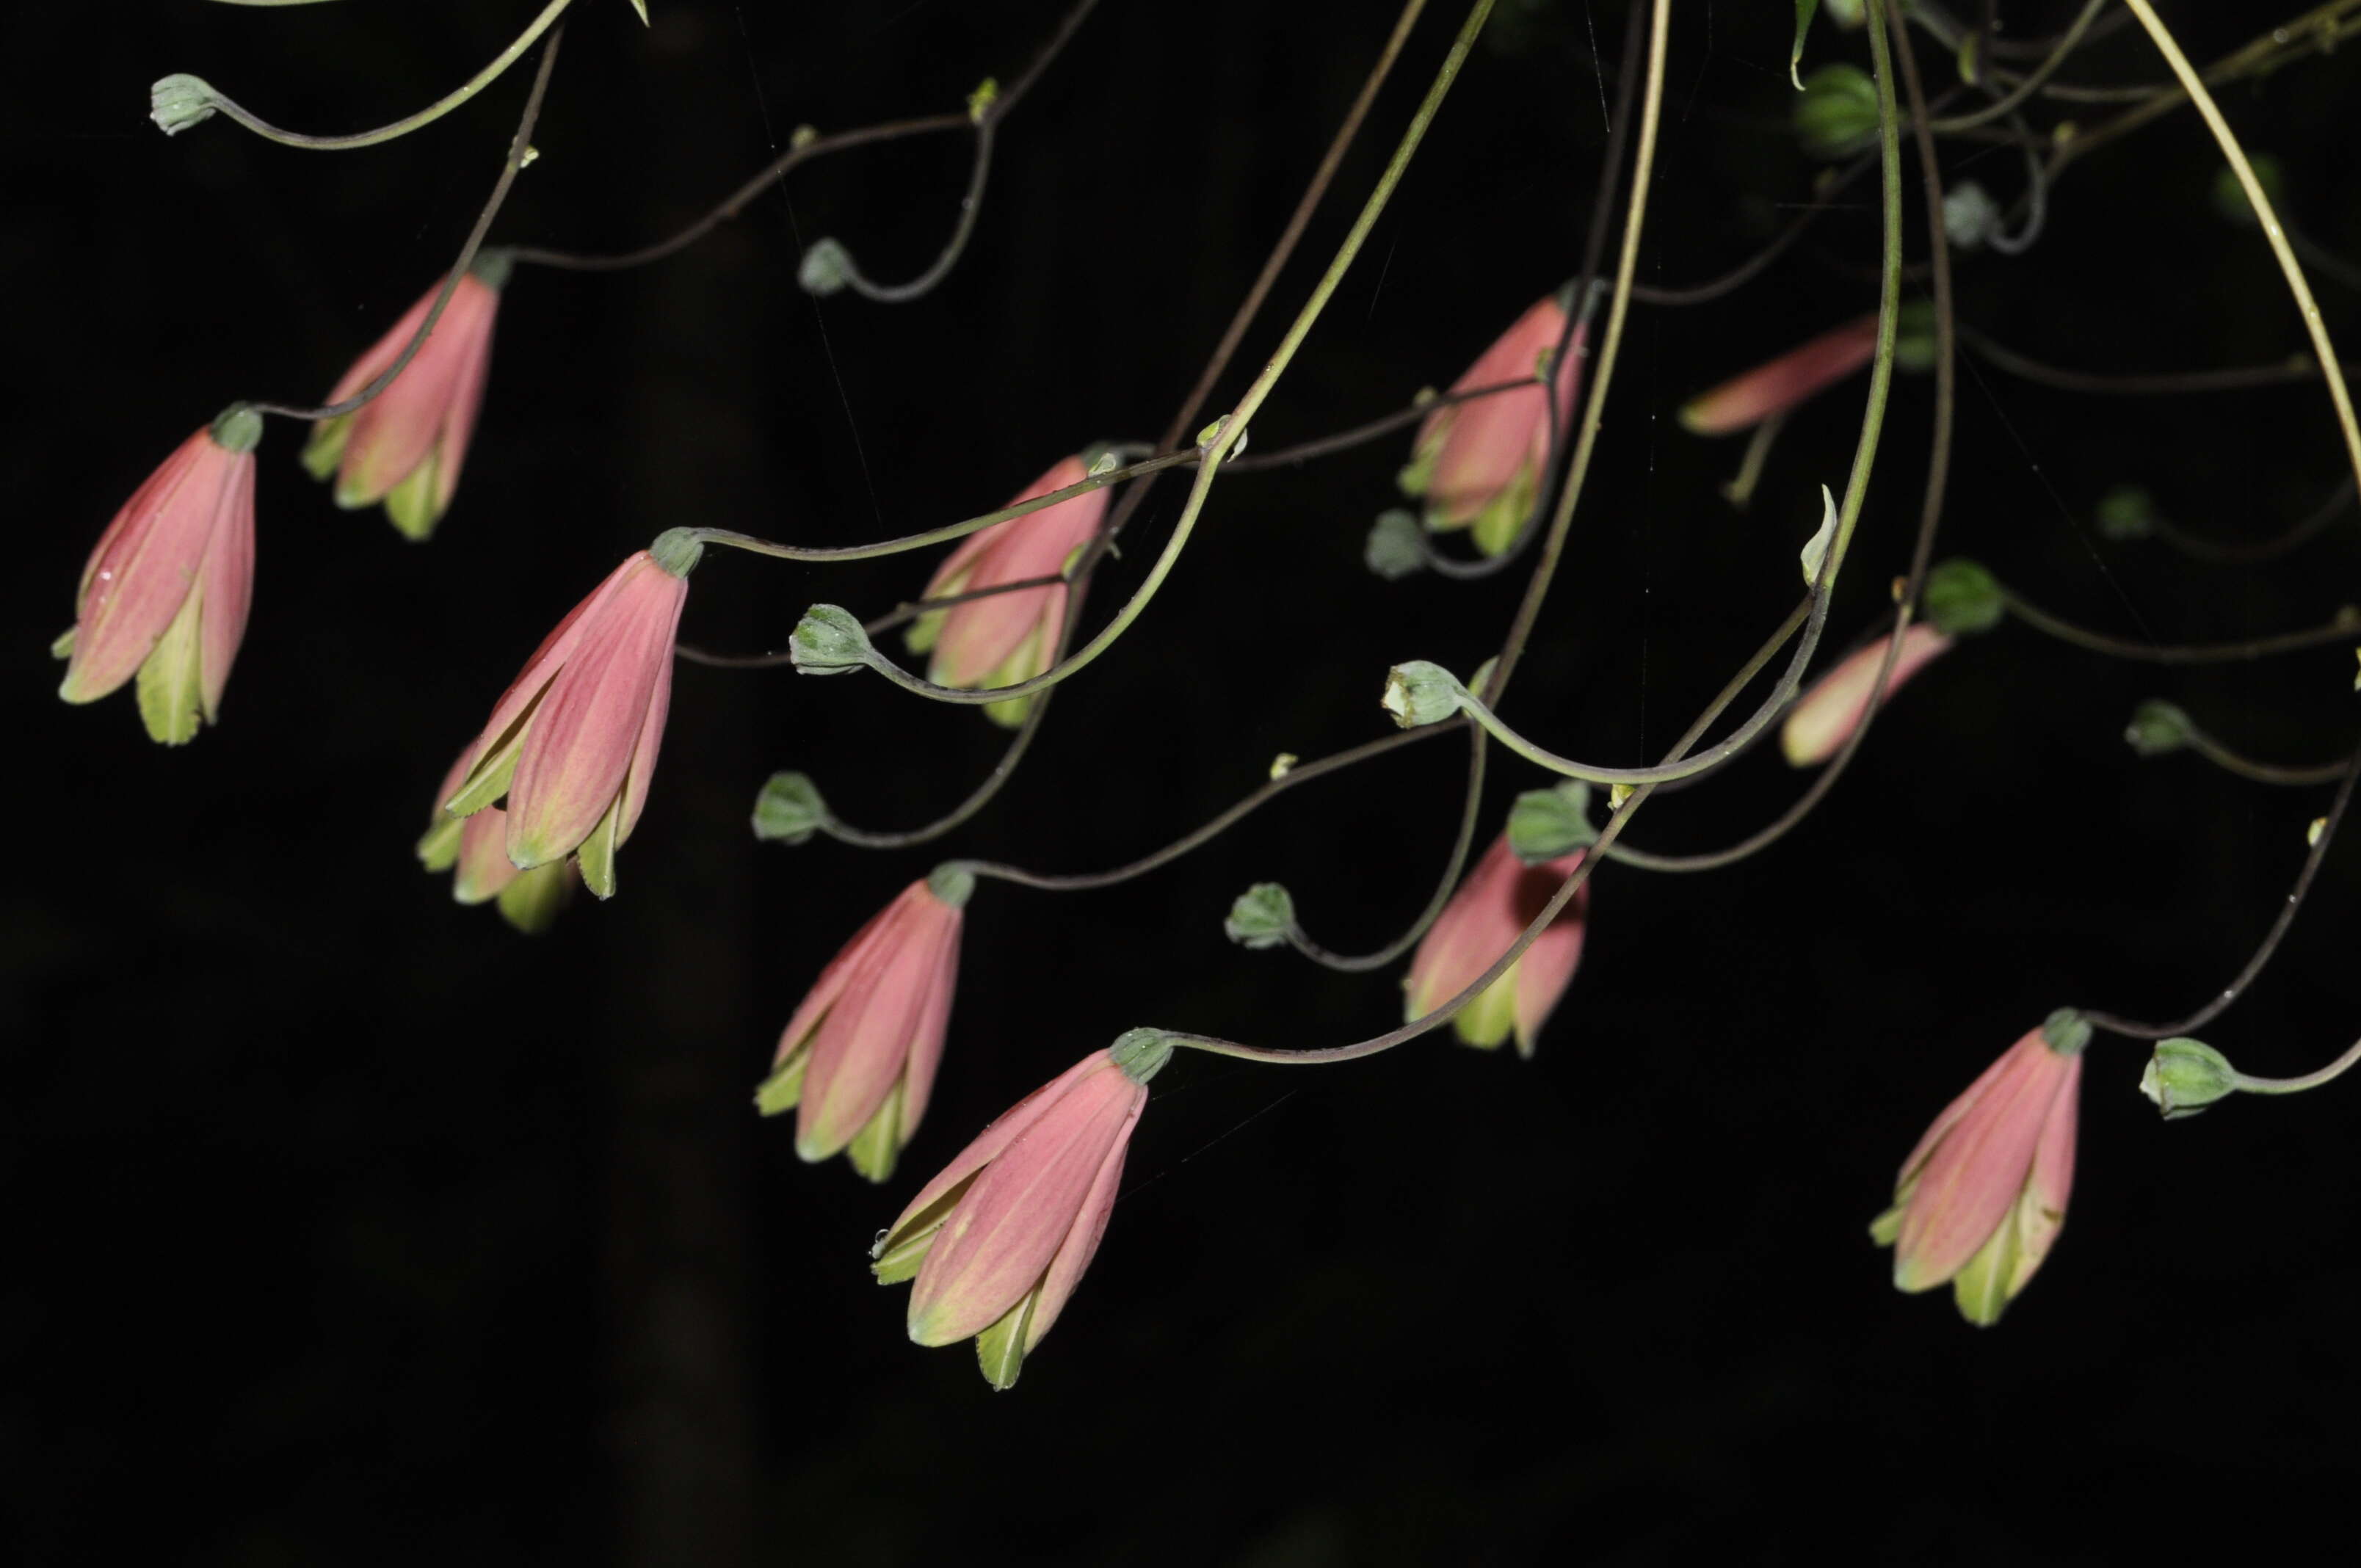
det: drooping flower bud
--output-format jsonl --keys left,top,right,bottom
{"left": 1780, "top": 623, "right": 1954, "bottom": 766}
{"left": 1921, "top": 558, "right": 2006, "bottom": 635}
{"left": 1871, "top": 1012, "right": 2086, "bottom": 1326}
{"left": 790, "top": 605, "right": 874, "bottom": 675}
{"left": 1506, "top": 780, "right": 1597, "bottom": 863}
{"left": 302, "top": 259, "right": 507, "bottom": 540}
{"left": 2139, "top": 1038, "right": 2240, "bottom": 1119}
{"left": 149, "top": 73, "right": 219, "bottom": 137}
{"left": 1404, "top": 834, "right": 1589, "bottom": 1057}
{"left": 57, "top": 407, "right": 261, "bottom": 745}
{"left": 2124, "top": 700, "right": 2193, "bottom": 758}
{"left": 750, "top": 771, "right": 830, "bottom": 846}
{"left": 1397, "top": 292, "right": 1588, "bottom": 557}
{"left": 757, "top": 871, "right": 969, "bottom": 1181}
{"left": 443, "top": 548, "right": 692, "bottom": 899}
{"left": 1223, "top": 882, "right": 1296, "bottom": 950}
{"left": 904, "top": 455, "right": 1111, "bottom": 727}
{"left": 1680, "top": 313, "right": 1879, "bottom": 436}
{"left": 1382, "top": 661, "right": 1465, "bottom": 729}
{"left": 872, "top": 1037, "right": 1167, "bottom": 1389}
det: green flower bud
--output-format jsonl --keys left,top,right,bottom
{"left": 798, "top": 238, "right": 852, "bottom": 297}
{"left": 2124, "top": 700, "right": 2192, "bottom": 758}
{"left": 2040, "top": 1007, "right": 2092, "bottom": 1057}
{"left": 1507, "top": 781, "right": 1597, "bottom": 863}
{"left": 2140, "top": 1037, "right": 2240, "bottom": 1119}
{"left": 789, "top": 605, "right": 874, "bottom": 675}
{"left": 150, "top": 74, "right": 220, "bottom": 137}
{"left": 1943, "top": 182, "right": 2001, "bottom": 252}
{"left": 1381, "top": 661, "right": 1465, "bottom": 729}
{"left": 1794, "top": 64, "right": 1878, "bottom": 159}
{"left": 1922, "top": 558, "right": 2005, "bottom": 636}
{"left": 1366, "top": 510, "right": 1429, "bottom": 581}
{"left": 2096, "top": 485, "right": 2155, "bottom": 541}
{"left": 1224, "top": 882, "right": 1296, "bottom": 950}
{"left": 751, "top": 771, "right": 829, "bottom": 845}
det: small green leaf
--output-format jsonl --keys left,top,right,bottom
{"left": 1791, "top": 0, "right": 1819, "bottom": 90}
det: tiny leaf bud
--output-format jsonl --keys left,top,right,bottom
{"left": 2124, "top": 700, "right": 2192, "bottom": 758}
{"left": 1268, "top": 752, "right": 1297, "bottom": 780}
{"left": 1366, "top": 510, "right": 1429, "bottom": 581}
{"left": 788, "top": 605, "right": 874, "bottom": 676}
{"left": 1224, "top": 882, "right": 1296, "bottom": 950}
{"left": 2140, "top": 1037, "right": 2240, "bottom": 1119}
{"left": 1922, "top": 558, "right": 2005, "bottom": 636}
{"left": 150, "top": 74, "right": 220, "bottom": 137}
{"left": 751, "top": 771, "right": 829, "bottom": 845}
{"left": 1800, "top": 484, "right": 1838, "bottom": 586}
{"left": 967, "top": 77, "right": 1000, "bottom": 123}
{"left": 1507, "top": 781, "right": 1597, "bottom": 864}
{"left": 1382, "top": 661, "right": 1465, "bottom": 729}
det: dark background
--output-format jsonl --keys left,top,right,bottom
{"left": 9, "top": 1, "right": 2361, "bottom": 1561}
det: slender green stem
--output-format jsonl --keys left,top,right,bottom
{"left": 185, "top": 0, "right": 573, "bottom": 151}
{"left": 1927, "top": 0, "right": 2108, "bottom": 133}
{"left": 2083, "top": 738, "right": 2361, "bottom": 1042}
{"left": 1482, "top": 0, "right": 1667, "bottom": 701}
{"left": 1281, "top": 730, "right": 1487, "bottom": 973}
{"left": 822, "top": 124, "right": 998, "bottom": 304}
{"left": 243, "top": 26, "right": 565, "bottom": 421}
{"left": 965, "top": 725, "right": 1463, "bottom": 893}
{"left": 691, "top": 451, "right": 1193, "bottom": 565}
{"left": 2001, "top": 589, "right": 2361, "bottom": 664}
{"left": 2174, "top": 722, "right": 2351, "bottom": 788}
{"left": 1960, "top": 326, "right": 2349, "bottom": 394}
{"left": 841, "top": 0, "right": 1498, "bottom": 711}
{"left": 2146, "top": 478, "right": 2354, "bottom": 565}
{"left": 2119, "top": 0, "right": 2361, "bottom": 503}
{"left": 2236, "top": 1035, "right": 2361, "bottom": 1095}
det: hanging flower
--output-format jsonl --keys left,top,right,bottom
{"left": 871, "top": 1031, "right": 1170, "bottom": 1390}
{"left": 416, "top": 747, "right": 573, "bottom": 934}
{"left": 1399, "top": 291, "right": 1588, "bottom": 556}
{"left": 756, "top": 867, "right": 971, "bottom": 1181}
{"left": 1679, "top": 311, "right": 1879, "bottom": 436}
{"left": 1403, "top": 833, "right": 1589, "bottom": 1058}
{"left": 443, "top": 531, "right": 700, "bottom": 899}
{"left": 1781, "top": 622, "right": 1953, "bottom": 766}
{"left": 302, "top": 253, "right": 508, "bottom": 541}
{"left": 57, "top": 406, "right": 261, "bottom": 745}
{"left": 1872, "top": 1011, "right": 2088, "bottom": 1326}
{"left": 906, "top": 454, "right": 1110, "bottom": 727}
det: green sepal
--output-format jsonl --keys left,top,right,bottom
{"left": 1109, "top": 1027, "right": 1175, "bottom": 1085}
{"left": 845, "top": 1081, "right": 904, "bottom": 1184}
{"left": 1396, "top": 434, "right": 1441, "bottom": 500}
{"left": 1867, "top": 1202, "right": 1904, "bottom": 1247}
{"left": 754, "top": 1051, "right": 810, "bottom": 1118}
{"left": 2041, "top": 1007, "right": 2092, "bottom": 1057}
{"left": 1507, "top": 780, "right": 1597, "bottom": 863}
{"left": 575, "top": 793, "right": 624, "bottom": 900}
{"left": 51, "top": 628, "right": 76, "bottom": 661}
{"left": 134, "top": 585, "right": 206, "bottom": 746}
{"left": 1921, "top": 559, "right": 2004, "bottom": 636}
{"left": 496, "top": 861, "right": 571, "bottom": 934}
{"left": 1450, "top": 972, "right": 1519, "bottom": 1050}
{"left": 444, "top": 714, "right": 534, "bottom": 819}
{"left": 1224, "top": 883, "right": 1296, "bottom": 950}
{"left": 301, "top": 415, "right": 352, "bottom": 482}
{"left": 1948, "top": 1211, "right": 2019, "bottom": 1326}
{"left": 751, "top": 771, "right": 829, "bottom": 846}
{"left": 926, "top": 863, "right": 976, "bottom": 909}
{"left": 973, "top": 1291, "right": 1037, "bottom": 1391}
{"left": 417, "top": 813, "right": 465, "bottom": 873}
{"left": 1469, "top": 473, "right": 1533, "bottom": 557}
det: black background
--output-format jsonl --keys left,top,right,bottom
{"left": 10, "top": 1, "right": 2361, "bottom": 1561}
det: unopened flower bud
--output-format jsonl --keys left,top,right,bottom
{"left": 1382, "top": 661, "right": 1464, "bottom": 729}
{"left": 1507, "top": 781, "right": 1597, "bottom": 863}
{"left": 967, "top": 77, "right": 1000, "bottom": 123}
{"left": 798, "top": 238, "right": 852, "bottom": 297}
{"left": 2139, "top": 1037, "right": 2240, "bottom": 1120}
{"left": 2041, "top": 1007, "right": 2092, "bottom": 1056}
{"left": 1922, "top": 558, "right": 2005, "bottom": 636}
{"left": 1943, "top": 181, "right": 2001, "bottom": 251}
{"left": 749, "top": 772, "right": 827, "bottom": 846}
{"left": 2096, "top": 485, "right": 2155, "bottom": 541}
{"left": 1224, "top": 882, "right": 1296, "bottom": 950}
{"left": 2124, "top": 700, "right": 2192, "bottom": 758}
{"left": 1365, "top": 510, "right": 1429, "bottom": 581}
{"left": 150, "top": 73, "right": 219, "bottom": 137}
{"left": 791, "top": 605, "right": 874, "bottom": 675}
{"left": 1794, "top": 64, "right": 1877, "bottom": 159}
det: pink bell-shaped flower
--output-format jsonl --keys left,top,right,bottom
{"left": 1872, "top": 1011, "right": 2088, "bottom": 1326}
{"left": 1399, "top": 291, "right": 1588, "bottom": 556}
{"left": 1781, "top": 622, "right": 1953, "bottom": 766}
{"left": 442, "top": 531, "right": 699, "bottom": 899}
{"left": 57, "top": 406, "right": 261, "bottom": 745}
{"left": 871, "top": 1031, "right": 1170, "bottom": 1390}
{"left": 416, "top": 747, "right": 574, "bottom": 934}
{"left": 302, "top": 255, "right": 507, "bottom": 541}
{"left": 1403, "top": 833, "right": 1589, "bottom": 1058}
{"left": 1679, "top": 311, "right": 1879, "bottom": 436}
{"left": 756, "top": 866, "right": 971, "bottom": 1182}
{"left": 905, "top": 454, "right": 1109, "bottom": 729}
